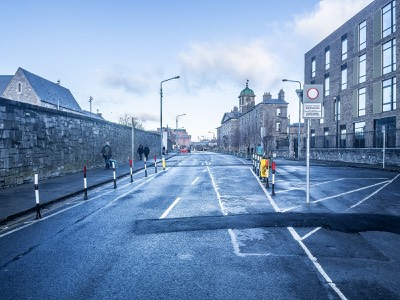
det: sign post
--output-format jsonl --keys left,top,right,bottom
{"left": 302, "top": 84, "right": 323, "bottom": 204}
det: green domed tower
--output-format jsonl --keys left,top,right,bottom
{"left": 238, "top": 80, "right": 255, "bottom": 113}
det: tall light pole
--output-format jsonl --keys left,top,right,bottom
{"left": 282, "top": 79, "right": 302, "bottom": 159}
{"left": 160, "top": 76, "right": 180, "bottom": 156}
{"left": 176, "top": 113, "right": 186, "bottom": 130}
{"left": 89, "top": 96, "right": 93, "bottom": 114}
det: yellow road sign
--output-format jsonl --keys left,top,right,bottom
{"left": 260, "top": 159, "right": 269, "bottom": 178}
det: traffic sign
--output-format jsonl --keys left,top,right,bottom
{"left": 303, "top": 84, "right": 323, "bottom": 103}
{"left": 303, "top": 103, "right": 322, "bottom": 118}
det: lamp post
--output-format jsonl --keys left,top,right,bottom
{"left": 282, "top": 79, "right": 302, "bottom": 159}
{"left": 176, "top": 113, "right": 186, "bottom": 130}
{"left": 160, "top": 76, "right": 180, "bottom": 156}
{"left": 175, "top": 113, "right": 186, "bottom": 149}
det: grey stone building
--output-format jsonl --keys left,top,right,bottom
{"left": 2, "top": 67, "right": 83, "bottom": 114}
{"left": 217, "top": 81, "right": 289, "bottom": 156}
{"left": 304, "top": 0, "right": 399, "bottom": 165}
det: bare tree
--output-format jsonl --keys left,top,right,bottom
{"left": 118, "top": 114, "right": 144, "bottom": 129}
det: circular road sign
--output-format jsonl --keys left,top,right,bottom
{"left": 307, "top": 88, "right": 319, "bottom": 100}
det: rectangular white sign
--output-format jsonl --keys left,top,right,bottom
{"left": 303, "top": 103, "right": 322, "bottom": 118}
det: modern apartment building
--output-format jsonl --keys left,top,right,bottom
{"left": 304, "top": 0, "right": 399, "bottom": 164}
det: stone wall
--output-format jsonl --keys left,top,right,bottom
{"left": 307, "top": 148, "right": 400, "bottom": 166}
{"left": 0, "top": 97, "right": 161, "bottom": 188}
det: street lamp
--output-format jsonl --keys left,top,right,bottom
{"left": 208, "top": 131, "right": 215, "bottom": 139}
{"left": 160, "top": 76, "right": 180, "bottom": 156}
{"left": 282, "top": 78, "right": 302, "bottom": 159}
{"left": 176, "top": 113, "right": 186, "bottom": 129}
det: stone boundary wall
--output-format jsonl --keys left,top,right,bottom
{"left": 306, "top": 148, "right": 400, "bottom": 166}
{"left": 0, "top": 97, "right": 161, "bottom": 188}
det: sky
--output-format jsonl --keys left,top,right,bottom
{"left": 2, "top": 0, "right": 373, "bottom": 141}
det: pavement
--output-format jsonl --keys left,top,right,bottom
{"left": 0, "top": 154, "right": 177, "bottom": 224}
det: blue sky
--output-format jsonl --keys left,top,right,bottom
{"left": 2, "top": 0, "right": 372, "bottom": 141}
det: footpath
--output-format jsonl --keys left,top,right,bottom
{"left": 0, "top": 154, "right": 176, "bottom": 224}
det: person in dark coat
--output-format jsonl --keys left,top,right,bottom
{"left": 143, "top": 145, "right": 150, "bottom": 160}
{"left": 101, "top": 142, "right": 112, "bottom": 169}
{"left": 137, "top": 144, "right": 144, "bottom": 160}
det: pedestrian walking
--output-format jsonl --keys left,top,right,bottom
{"left": 137, "top": 144, "right": 144, "bottom": 160}
{"left": 101, "top": 142, "right": 112, "bottom": 169}
{"left": 143, "top": 145, "right": 150, "bottom": 160}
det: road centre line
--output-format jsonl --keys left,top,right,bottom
{"left": 191, "top": 177, "right": 199, "bottom": 185}
{"left": 160, "top": 197, "right": 181, "bottom": 219}
{"left": 349, "top": 174, "right": 400, "bottom": 209}
{"left": 207, "top": 166, "right": 227, "bottom": 215}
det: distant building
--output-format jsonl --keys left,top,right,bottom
{"left": 1, "top": 67, "right": 83, "bottom": 114}
{"left": 218, "top": 81, "right": 290, "bottom": 156}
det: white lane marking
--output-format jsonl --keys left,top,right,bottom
{"left": 0, "top": 175, "right": 156, "bottom": 238}
{"left": 228, "top": 229, "right": 244, "bottom": 257}
{"left": 160, "top": 197, "right": 181, "bottom": 219}
{"left": 202, "top": 168, "right": 207, "bottom": 173}
{"left": 280, "top": 205, "right": 302, "bottom": 212}
{"left": 300, "top": 227, "right": 321, "bottom": 240}
{"left": 251, "top": 168, "right": 282, "bottom": 212}
{"left": 350, "top": 174, "right": 400, "bottom": 209}
{"left": 228, "top": 168, "right": 347, "bottom": 300}
{"left": 288, "top": 227, "right": 348, "bottom": 300}
{"left": 207, "top": 166, "right": 227, "bottom": 215}
{"left": 191, "top": 177, "right": 199, "bottom": 185}
{"left": 310, "top": 180, "right": 388, "bottom": 204}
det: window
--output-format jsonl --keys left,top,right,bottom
{"left": 276, "top": 122, "right": 281, "bottom": 132}
{"left": 320, "top": 106, "right": 324, "bottom": 124}
{"left": 383, "top": 39, "right": 396, "bottom": 74}
{"left": 358, "top": 88, "right": 366, "bottom": 116}
{"left": 374, "top": 117, "right": 396, "bottom": 148}
{"left": 325, "top": 47, "right": 330, "bottom": 70}
{"left": 17, "top": 82, "right": 22, "bottom": 93}
{"left": 382, "top": 77, "right": 396, "bottom": 111}
{"left": 324, "top": 74, "right": 330, "bottom": 96}
{"left": 334, "top": 97, "right": 341, "bottom": 121}
{"left": 311, "top": 130, "right": 316, "bottom": 148}
{"left": 359, "top": 54, "right": 366, "bottom": 83}
{"left": 324, "top": 127, "right": 329, "bottom": 148}
{"left": 359, "top": 20, "right": 367, "bottom": 51}
{"left": 340, "top": 125, "right": 347, "bottom": 148}
{"left": 383, "top": 1, "right": 396, "bottom": 38}
{"left": 341, "top": 65, "right": 347, "bottom": 90}
{"left": 354, "top": 121, "right": 366, "bottom": 148}
{"left": 276, "top": 108, "right": 281, "bottom": 116}
{"left": 311, "top": 57, "right": 316, "bottom": 77}
{"left": 341, "top": 35, "right": 348, "bottom": 60}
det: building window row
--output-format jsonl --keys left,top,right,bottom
{"left": 382, "top": 1, "right": 396, "bottom": 38}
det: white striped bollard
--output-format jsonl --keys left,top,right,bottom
{"left": 154, "top": 155, "right": 157, "bottom": 173}
{"left": 34, "top": 174, "right": 41, "bottom": 219}
{"left": 112, "top": 161, "right": 117, "bottom": 189}
{"left": 271, "top": 162, "right": 276, "bottom": 196}
{"left": 144, "top": 157, "right": 148, "bottom": 177}
{"left": 129, "top": 159, "right": 133, "bottom": 183}
{"left": 83, "top": 166, "right": 88, "bottom": 200}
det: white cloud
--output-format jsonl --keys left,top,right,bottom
{"left": 293, "top": 0, "right": 374, "bottom": 43}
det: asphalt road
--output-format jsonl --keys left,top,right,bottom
{"left": 0, "top": 152, "right": 399, "bottom": 299}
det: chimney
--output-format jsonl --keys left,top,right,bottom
{"left": 278, "top": 89, "right": 285, "bottom": 100}
{"left": 263, "top": 92, "right": 272, "bottom": 101}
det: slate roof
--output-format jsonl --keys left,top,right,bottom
{"left": 0, "top": 75, "right": 12, "bottom": 95}
{"left": 221, "top": 111, "right": 239, "bottom": 124}
{"left": 262, "top": 98, "right": 288, "bottom": 105}
{"left": 20, "top": 68, "right": 82, "bottom": 112}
